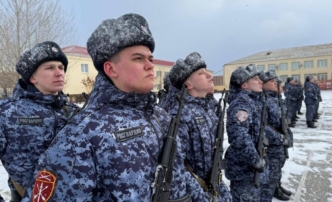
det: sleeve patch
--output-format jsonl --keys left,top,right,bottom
{"left": 32, "top": 170, "right": 57, "bottom": 202}
{"left": 236, "top": 110, "right": 248, "bottom": 122}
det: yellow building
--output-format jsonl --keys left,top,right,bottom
{"left": 62, "top": 46, "right": 97, "bottom": 99}
{"left": 223, "top": 43, "right": 332, "bottom": 89}
{"left": 62, "top": 46, "right": 176, "bottom": 101}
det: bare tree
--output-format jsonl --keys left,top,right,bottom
{"left": 81, "top": 76, "right": 95, "bottom": 94}
{"left": 0, "top": 0, "right": 76, "bottom": 97}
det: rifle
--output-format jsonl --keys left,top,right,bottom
{"left": 277, "top": 83, "right": 289, "bottom": 159}
{"left": 208, "top": 89, "right": 228, "bottom": 197}
{"left": 254, "top": 92, "right": 269, "bottom": 187}
{"left": 151, "top": 84, "right": 187, "bottom": 202}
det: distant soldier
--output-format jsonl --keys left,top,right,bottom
{"left": 296, "top": 81, "right": 304, "bottom": 115}
{"left": 284, "top": 77, "right": 298, "bottom": 127}
{"left": 225, "top": 64, "right": 268, "bottom": 202}
{"left": 314, "top": 80, "right": 322, "bottom": 119}
{"left": 304, "top": 76, "right": 318, "bottom": 128}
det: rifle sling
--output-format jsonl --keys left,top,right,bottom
{"left": 11, "top": 178, "right": 25, "bottom": 197}
{"left": 184, "top": 163, "right": 209, "bottom": 192}
{"left": 266, "top": 123, "right": 284, "bottom": 136}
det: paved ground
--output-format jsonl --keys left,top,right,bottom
{"left": 278, "top": 101, "right": 332, "bottom": 202}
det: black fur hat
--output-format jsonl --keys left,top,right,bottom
{"left": 306, "top": 75, "right": 314, "bottom": 82}
{"left": 16, "top": 41, "right": 68, "bottom": 83}
{"left": 258, "top": 70, "right": 278, "bottom": 83}
{"left": 230, "top": 64, "right": 260, "bottom": 87}
{"left": 163, "top": 72, "right": 171, "bottom": 92}
{"left": 287, "top": 77, "right": 294, "bottom": 83}
{"left": 169, "top": 52, "right": 207, "bottom": 89}
{"left": 87, "top": 13, "right": 155, "bottom": 72}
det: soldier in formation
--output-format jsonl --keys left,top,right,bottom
{"left": 0, "top": 41, "right": 79, "bottom": 202}
{"left": 295, "top": 81, "right": 304, "bottom": 116}
{"left": 284, "top": 77, "right": 300, "bottom": 127}
{"left": 304, "top": 75, "right": 319, "bottom": 128}
{"left": 259, "top": 70, "right": 292, "bottom": 201}
{"left": 164, "top": 52, "right": 232, "bottom": 201}
{"left": 314, "top": 80, "right": 322, "bottom": 119}
{"left": 224, "top": 64, "right": 268, "bottom": 202}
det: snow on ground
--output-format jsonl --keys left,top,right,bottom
{"left": 1, "top": 91, "right": 332, "bottom": 201}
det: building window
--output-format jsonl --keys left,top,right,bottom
{"left": 156, "top": 71, "right": 162, "bottom": 77}
{"left": 291, "top": 62, "right": 300, "bottom": 71}
{"left": 291, "top": 74, "right": 300, "bottom": 82}
{"left": 279, "top": 75, "right": 288, "bottom": 83}
{"left": 317, "top": 73, "right": 327, "bottom": 80}
{"left": 304, "top": 61, "right": 313, "bottom": 69}
{"left": 278, "top": 63, "right": 288, "bottom": 71}
{"left": 81, "top": 64, "right": 89, "bottom": 73}
{"left": 268, "top": 64, "right": 276, "bottom": 71}
{"left": 317, "top": 60, "right": 327, "bottom": 68}
{"left": 257, "top": 65, "right": 265, "bottom": 71}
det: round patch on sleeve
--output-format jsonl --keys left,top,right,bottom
{"left": 32, "top": 170, "right": 57, "bottom": 202}
{"left": 236, "top": 110, "right": 248, "bottom": 122}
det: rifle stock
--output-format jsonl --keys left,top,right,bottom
{"left": 151, "top": 84, "right": 187, "bottom": 202}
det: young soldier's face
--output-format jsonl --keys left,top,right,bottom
{"left": 186, "top": 68, "right": 214, "bottom": 97}
{"left": 29, "top": 61, "right": 65, "bottom": 95}
{"left": 242, "top": 76, "right": 263, "bottom": 92}
{"left": 110, "top": 45, "right": 154, "bottom": 94}
{"left": 263, "top": 79, "right": 277, "bottom": 92}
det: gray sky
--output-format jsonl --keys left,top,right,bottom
{"left": 59, "top": 0, "right": 332, "bottom": 75}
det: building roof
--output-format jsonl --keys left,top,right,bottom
{"left": 153, "top": 59, "right": 174, "bottom": 66}
{"left": 62, "top": 45, "right": 90, "bottom": 57}
{"left": 227, "top": 43, "right": 332, "bottom": 65}
{"left": 62, "top": 45, "right": 175, "bottom": 67}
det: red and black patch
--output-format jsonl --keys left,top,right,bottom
{"left": 32, "top": 170, "right": 57, "bottom": 202}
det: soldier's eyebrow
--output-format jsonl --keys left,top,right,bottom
{"left": 132, "top": 52, "right": 153, "bottom": 59}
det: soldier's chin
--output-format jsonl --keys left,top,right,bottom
{"left": 252, "top": 88, "right": 263, "bottom": 92}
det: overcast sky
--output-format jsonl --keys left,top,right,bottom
{"left": 59, "top": 0, "right": 332, "bottom": 75}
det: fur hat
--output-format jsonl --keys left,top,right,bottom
{"left": 163, "top": 72, "right": 171, "bottom": 92}
{"left": 16, "top": 41, "right": 68, "bottom": 83}
{"left": 276, "top": 77, "right": 282, "bottom": 84}
{"left": 306, "top": 75, "right": 314, "bottom": 82}
{"left": 169, "top": 52, "right": 207, "bottom": 89}
{"left": 87, "top": 13, "right": 155, "bottom": 72}
{"left": 258, "top": 70, "right": 278, "bottom": 83}
{"left": 287, "top": 77, "right": 294, "bottom": 83}
{"left": 230, "top": 64, "right": 260, "bottom": 87}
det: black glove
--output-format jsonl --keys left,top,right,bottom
{"left": 253, "top": 158, "right": 265, "bottom": 173}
